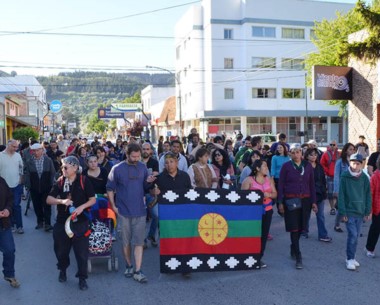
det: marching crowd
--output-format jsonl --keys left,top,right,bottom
{"left": 0, "top": 130, "right": 378, "bottom": 290}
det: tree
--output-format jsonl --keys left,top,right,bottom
{"left": 12, "top": 127, "right": 39, "bottom": 144}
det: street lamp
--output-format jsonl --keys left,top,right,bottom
{"left": 146, "top": 65, "right": 182, "bottom": 138}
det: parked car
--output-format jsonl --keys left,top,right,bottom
{"left": 250, "top": 134, "right": 276, "bottom": 145}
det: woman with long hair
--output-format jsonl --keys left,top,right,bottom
{"left": 95, "top": 146, "right": 113, "bottom": 174}
{"left": 304, "top": 148, "right": 331, "bottom": 242}
{"left": 82, "top": 155, "right": 108, "bottom": 196}
{"left": 188, "top": 147, "right": 218, "bottom": 188}
{"left": 239, "top": 150, "right": 262, "bottom": 185}
{"left": 278, "top": 144, "right": 317, "bottom": 269}
{"left": 333, "top": 142, "right": 356, "bottom": 233}
{"left": 211, "top": 148, "right": 235, "bottom": 189}
{"left": 241, "top": 159, "right": 277, "bottom": 268}
{"left": 76, "top": 146, "right": 88, "bottom": 171}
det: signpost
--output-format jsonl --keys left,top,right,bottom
{"left": 111, "top": 103, "right": 141, "bottom": 112}
{"left": 98, "top": 108, "right": 125, "bottom": 119}
{"left": 50, "top": 100, "right": 63, "bottom": 113}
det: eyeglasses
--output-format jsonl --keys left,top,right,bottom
{"left": 330, "top": 144, "right": 336, "bottom": 146}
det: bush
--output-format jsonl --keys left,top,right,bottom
{"left": 12, "top": 127, "right": 39, "bottom": 144}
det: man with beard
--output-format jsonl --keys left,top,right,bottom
{"left": 107, "top": 143, "right": 156, "bottom": 283}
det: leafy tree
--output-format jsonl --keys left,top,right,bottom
{"left": 12, "top": 127, "right": 39, "bottom": 144}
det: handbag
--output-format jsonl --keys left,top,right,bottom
{"left": 285, "top": 197, "right": 302, "bottom": 211}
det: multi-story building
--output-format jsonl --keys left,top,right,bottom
{"left": 175, "top": 0, "right": 353, "bottom": 143}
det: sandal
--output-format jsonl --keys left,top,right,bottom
{"left": 334, "top": 226, "right": 343, "bottom": 233}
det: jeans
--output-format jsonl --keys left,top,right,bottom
{"left": 0, "top": 228, "right": 16, "bottom": 278}
{"left": 345, "top": 216, "right": 363, "bottom": 260}
{"left": 146, "top": 194, "right": 158, "bottom": 239}
{"left": 316, "top": 200, "right": 328, "bottom": 238}
{"left": 366, "top": 214, "right": 380, "bottom": 252}
{"left": 11, "top": 184, "right": 23, "bottom": 229}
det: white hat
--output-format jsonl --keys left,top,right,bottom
{"left": 307, "top": 139, "right": 317, "bottom": 146}
{"left": 289, "top": 143, "right": 302, "bottom": 151}
{"left": 30, "top": 143, "right": 43, "bottom": 150}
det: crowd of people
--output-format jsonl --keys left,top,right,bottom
{"left": 0, "top": 130, "right": 379, "bottom": 289}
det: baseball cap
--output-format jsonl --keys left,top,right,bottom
{"left": 349, "top": 153, "right": 363, "bottom": 163}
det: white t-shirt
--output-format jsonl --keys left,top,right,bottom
{"left": 0, "top": 151, "right": 23, "bottom": 188}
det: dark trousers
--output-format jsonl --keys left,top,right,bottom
{"left": 261, "top": 209, "right": 273, "bottom": 258}
{"left": 30, "top": 191, "right": 51, "bottom": 225}
{"left": 366, "top": 214, "right": 380, "bottom": 252}
{"left": 290, "top": 232, "right": 301, "bottom": 257}
{"left": 53, "top": 222, "right": 89, "bottom": 279}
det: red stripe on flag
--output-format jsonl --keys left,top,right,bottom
{"left": 160, "top": 237, "right": 261, "bottom": 255}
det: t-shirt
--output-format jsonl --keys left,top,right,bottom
{"left": 0, "top": 151, "right": 23, "bottom": 188}
{"left": 83, "top": 168, "right": 108, "bottom": 195}
{"left": 156, "top": 170, "right": 192, "bottom": 191}
{"left": 106, "top": 161, "right": 150, "bottom": 217}
{"left": 144, "top": 158, "right": 159, "bottom": 174}
{"left": 49, "top": 175, "right": 95, "bottom": 224}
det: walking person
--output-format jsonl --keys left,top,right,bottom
{"left": 188, "top": 148, "right": 218, "bottom": 189}
{"left": 0, "top": 140, "right": 24, "bottom": 234}
{"left": 211, "top": 148, "right": 235, "bottom": 189}
{"left": 333, "top": 143, "right": 356, "bottom": 233}
{"left": 304, "top": 148, "right": 332, "bottom": 242}
{"left": 241, "top": 159, "right": 277, "bottom": 268}
{"left": 365, "top": 156, "right": 380, "bottom": 258}
{"left": 24, "top": 143, "right": 56, "bottom": 231}
{"left": 0, "top": 177, "right": 20, "bottom": 288}
{"left": 106, "top": 143, "right": 156, "bottom": 283}
{"left": 277, "top": 144, "right": 317, "bottom": 269}
{"left": 46, "top": 156, "right": 96, "bottom": 290}
{"left": 338, "top": 153, "right": 371, "bottom": 271}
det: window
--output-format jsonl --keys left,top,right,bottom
{"left": 282, "top": 28, "right": 305, "bottom": 39}
{"left": 252, "top": 26, "right": 276, "bottom": 38}
{"left": 281, "top": 58, "right": 304, "bottom": 70}
{"left": 224, "top": 58, "right": 234, "bottom": 69}
{"left": 282, "top": 88, "right": 305, "bottom": 99}
{"left": 252, "top": 88, "right": 276, "bottom": 98}
{"left": 251, "top": 57, "right": 276, "bottom": 69}
{"left": 224, "top": 88, "right": 234, "bottom": 99}
{"left": 224, "top": 29, "right": 233, "bottom": 40}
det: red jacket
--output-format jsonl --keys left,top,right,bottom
{"left": 320, "top": 148, "right": 339, "bottom": 177}
{"left": 371, "top": 170, "right": 380, "bottom": 216}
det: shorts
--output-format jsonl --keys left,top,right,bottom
{"left": 326, "top": 176, "right": 334, "bottom": 199}
{"left": 119, "top": 215, "right": 146, "bottom": 247}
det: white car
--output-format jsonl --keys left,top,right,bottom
{"left": 250, "top": 134, "right": 276, "bottom": 145}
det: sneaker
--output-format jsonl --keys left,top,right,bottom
{"left": 35, "top": 223, "right": 43, "bottom": 230}
{"left": 260, "top": 260, "right": 267, "bottom": 268}
{"left": 11, "top": 227, "right": 16, "bottom": 233}
{"left": 133, "top": 270, "right": 147, "bottom": 283}
{"left": 148, "top": 236, "right": 158, "bottom": 247}
{"left": 346, "top": 259, "right": 356, "bottom": 271}
{"left": 182, "top": 272, "right": 192, "bottom": 278}
{"left": 16, "top": 228, "right": 24, "bottom": 234}
{"left": 334, "top": 226, "right": 344, "bottom": 233}
{"left": 58, "top": 270, "right": 67, "bottom": 282}
{"left": 330, "top": 208, "right": 336, "bottom": 215}
{"left": 4, "top": 277, "right": 20, "bottom": 288}
{"left": 352, "top": 259, "right": 360, "bottom": 267}
{"left": 295, "top": 258, "right": 303, "bottom": 269}
{"left": 365, "top": 248, "right": 375, "bottom": 258}
{"left": 79, "top": 279, "right": 88, "bottom": 290}
{"left": 124, "top": 265, "right": 133, "bottom": 278}
{"left": 319, "top": 236, "right": 332, "bottom": 242}
{"left": 44, "top": 224, "right": 53, "bottom": 232}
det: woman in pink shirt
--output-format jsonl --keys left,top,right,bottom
{"left": 241, "top": 159, "right": 277, "bottom": 268}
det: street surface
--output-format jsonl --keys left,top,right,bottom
{"left": 2, "top": 199, "right": 380, "bottom": 305}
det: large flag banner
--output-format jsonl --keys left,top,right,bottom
{"left": 159, "top": 188, "right": 263, "bottom": 273}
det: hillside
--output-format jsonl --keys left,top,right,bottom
{"left": 37, "top": 71, "right": 174, "bottom": 120}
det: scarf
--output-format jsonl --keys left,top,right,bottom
{"left": 348, "top": 166, "right": 362, "bottom": 177}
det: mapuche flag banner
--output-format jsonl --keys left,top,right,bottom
{"left": 158, "top": 188, "right": 263, "bottom": 273}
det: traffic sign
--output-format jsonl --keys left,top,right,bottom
{"left": 111, "top": 103, "right": 141, "bottom": 112}
{"left": 50, "top": 100, "right": 63, "bottom": 113}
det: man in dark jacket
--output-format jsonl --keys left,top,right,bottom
{"left": 24, "top": 143, "right": 56, "bottom": 231}
{"left": 0, "top": 177, "right": 20, "bottom": 288}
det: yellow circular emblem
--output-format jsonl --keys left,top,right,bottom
{"left": 198, "top": 213, "right": 228, "bottom": 245}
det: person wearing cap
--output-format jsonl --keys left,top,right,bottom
{"left": 306, "top": 139, "right": 323, "bottom": 162}
{"left": 355, "top": 136, "right": 369, "bottom": 164}
{"left": 24, "top": 143, "right": 56, "bottom": 231}
{"left": 0, "top": 140, "right": 24, "bottom": 234}
{"left": 277, "top": 143, "right": 317, "bottom": 269}
{"left": 338, "top": 153, "right": 371, "bottom": 271}
{"left": 46, "top": 156, "right": 96, "bottom": 290}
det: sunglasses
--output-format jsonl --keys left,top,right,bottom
{"left": 330, "top": 144, "right": 336, "bottom": 146}
{"left": 214, "top": 153, "right": 222, "bottom": 157}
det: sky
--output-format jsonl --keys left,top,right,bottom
{"left": 0, "top": 0, "right": 366, "bottom": 77}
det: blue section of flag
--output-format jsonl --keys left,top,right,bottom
{"left": 159, "top": 203, "right": 262, "bottom": 221}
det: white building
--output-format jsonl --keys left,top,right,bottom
{"left": 175, "top": 0, "right": 353, "bottom": 143}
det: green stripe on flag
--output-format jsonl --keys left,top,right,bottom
{"left": 160, "top": 219, "right": 261, "bottom": 239}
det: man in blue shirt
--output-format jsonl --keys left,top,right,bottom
{"left": 107, "top": 143, "right": 155, "bottom": 283}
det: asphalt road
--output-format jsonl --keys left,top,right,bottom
{"left": 2, "top": 200, "right": 380, "bottom": 305}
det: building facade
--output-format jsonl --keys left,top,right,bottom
{"left": 175, "top": 0, "right": 353, "bottom": 143}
